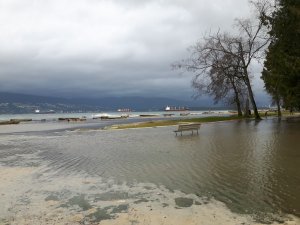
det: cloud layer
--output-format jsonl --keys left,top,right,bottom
{"left": 0, "top": 0, "right": 266, "bottom": 101}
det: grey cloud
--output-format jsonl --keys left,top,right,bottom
{"left": 0, "top": 0, "right": 267, "bottom": 102}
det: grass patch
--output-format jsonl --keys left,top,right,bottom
{"left": 110, "top": 116, "right": 242, "bottom": 129}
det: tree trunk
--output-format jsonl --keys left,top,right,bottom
{"left": 236, "top": 97, "right": 243, "bottom": 117}
{"left": 243, "top": 69, "right": 261, "bottom": 120}
{"left": 238, "top": 42, "right": 261, "bottom": 120}
{"left": 275, "top": 94, "right": 282, "bottom": 117}
{"left": 244, "top": 98, "right": 250, "bottom": 117}
{"left": 231, "top": 79, "right": 243, "bottom": 116}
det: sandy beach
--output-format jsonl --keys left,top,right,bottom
{"left": 0, "top": 164, "right": 299, "bottom": 225}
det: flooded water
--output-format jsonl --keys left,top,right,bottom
{"left": 0, "top": 117, "right": 299, "bottom": 224}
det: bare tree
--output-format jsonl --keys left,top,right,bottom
{"left": 193, "top": 53, "right": 247, "bottom": 116}
{"left": 209, "top": 56, "right": 247, "bottom": 116}
{"left": 232, "top": 0, "right": 273, "bottom": 119}
{"left": 173, "top": 33, "right": 247, "bottom": 116}
{"left": 174, "top": 0, "right": 273, "bottom": 120}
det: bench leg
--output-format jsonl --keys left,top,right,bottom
{"left": 197, "top": 129, "right": 198, "bottom": 135}
{"left": 192, "top": 130, "right": 193, "bottom": 135}
{"left": 181, "top": 131, "right": 182, "bottom": 136}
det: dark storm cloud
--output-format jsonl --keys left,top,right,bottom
{"left": 0, "top": 0, "right": 266, "bottom": 101}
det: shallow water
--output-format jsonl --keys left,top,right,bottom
{"left": 0, "top": 117, "right": 299, "bottom": 223}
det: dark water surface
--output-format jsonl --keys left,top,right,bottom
{"left": 1, "top": 118, "right": 299, "bottom": 221}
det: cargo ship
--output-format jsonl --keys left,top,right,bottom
{"left": 117, "top": 108, "right": 132, "bottom": 112}
{"left": 34, "top": 109, "right": 55, "bottom": 114}
{"left": 164, "top": 106, "right": 189, "bottom": 111}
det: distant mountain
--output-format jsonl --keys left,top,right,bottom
{"left": 0, "top": 92, "right": 215, "bottom": 114}
{"left": 0, "top": 92, "right": 68, "bottom": 104}
{"left": 72, "top": 96, "right": 204, "bottom": 110}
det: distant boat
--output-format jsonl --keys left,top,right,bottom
{"left": 165, "top": 106, "right": 188, "bottom": 111}
{"left": 117, "top": 108, "right": 132, "bottom": 112}
{"left": 35, "top": 109, "right": 55, "bottom": 114}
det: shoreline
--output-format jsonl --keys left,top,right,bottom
{"left": 107, "top": 113, "right": 300, "bottom": 130}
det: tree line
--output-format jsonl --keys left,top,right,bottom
{"left": 174, "top": 0, "right": 299, "bottom": 119}
{"left": 262, "top": 0, "right": 300, "bottom": 116}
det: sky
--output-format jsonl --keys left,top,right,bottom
{"left": 0, "top": 0, "right": 270, "bottom": 104}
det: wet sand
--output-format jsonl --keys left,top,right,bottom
{"left": 0, "top": 164, "right": 299, "bottom": 225}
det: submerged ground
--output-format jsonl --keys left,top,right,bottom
{"left": 0, "top": 116, "right": 299, "bottom": 224}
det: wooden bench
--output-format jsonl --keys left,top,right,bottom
{"left": 174, "top": 123, "right": 201, "bottom": 136}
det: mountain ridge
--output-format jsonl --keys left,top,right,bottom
{"left": 0, "top": 92, "right": 216, "bottom": 113}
